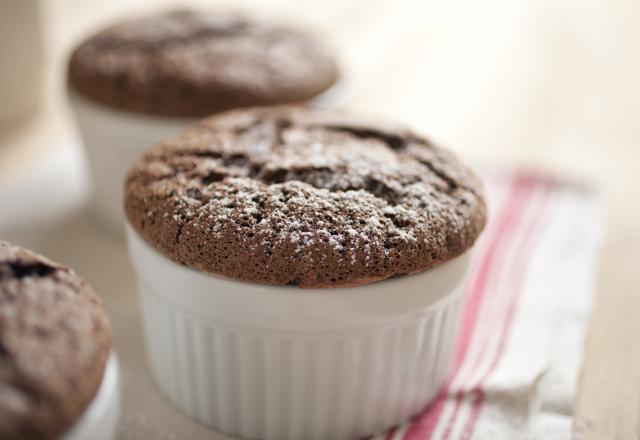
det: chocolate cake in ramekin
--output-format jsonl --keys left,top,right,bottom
{"left": 124, "top": 106, "right": 486, "bottom": 440}
{"left": 0, "top": 241, "right": 119, "bottom": 440}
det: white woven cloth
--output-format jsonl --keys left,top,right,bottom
{"left": 374, "top": 172, "right": 603, "bottom": 440}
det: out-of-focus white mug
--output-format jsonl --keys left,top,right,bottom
{"left": 0, "top": 0, "right": 43, "bottom": 122}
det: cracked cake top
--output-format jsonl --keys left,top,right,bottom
{"left": 125, "top": 106, "right": 487, "bottom": 288}
{"left": 68, "top": 9, "right": 339, "bottom": 116}
{"left": 0, "top": 241, "right": 112, "bottom": 440}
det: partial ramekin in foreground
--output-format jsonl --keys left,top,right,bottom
{"left": 126, "top": 225, "right": 468, "bottom": 440}
{"left": 61, "top": 354, "right": 121, "bottom": 440}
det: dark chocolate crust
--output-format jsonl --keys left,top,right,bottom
{"left": 68, "top": 9, "right": 339, "bottom": 116}
{"left": 0, "top": 242, "right": 112, "bottom": 440}
{"left": 125, "top": 106, "right": 487, "bottom": 288}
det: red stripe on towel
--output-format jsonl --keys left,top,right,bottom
{"left": 403, "top": 174, "right": 535, "bottom": 440}
{"left": 458, "top": 179, "right": 552, "bottom": 439}
{"left": 440, "top": 175, "right": 543, "bottom": 439}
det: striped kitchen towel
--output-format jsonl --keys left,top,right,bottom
{"left": 374, "top": 171, "right": 603, "bottom": 440}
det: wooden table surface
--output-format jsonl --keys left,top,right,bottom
{"left": 0, "top": 1, "right": 638, "bottom": 438}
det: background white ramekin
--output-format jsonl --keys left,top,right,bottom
{"left": 126, "top": 225, "right": 469, "bottom": 440}
{"left": 61, "top": 353, "right": 120, "bottom": 440}
{"left": 68, "top": 91, "right": 194, "bottom": 233}
{"left": 68, "top": 80, "right": 350, "bottom": 234}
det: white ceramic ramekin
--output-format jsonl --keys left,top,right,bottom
{"left": 126, "top": 226, "right": 468, "bottom": 440}
{"left": 68, "top": 91, "right": 194, "bottom": 233}
{"left": 61, "top": 353, "right": 120, "bottom": 440}
{"left": 68, "top": 81, "right": 349, "bottom": 234}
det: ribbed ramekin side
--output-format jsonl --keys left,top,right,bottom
{"left": 138, "top": 282, "right": 462, "bottom": 440}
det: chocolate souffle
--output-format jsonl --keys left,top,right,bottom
{"left": 125, "top": 106, "right": 486, "bottom": 288}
